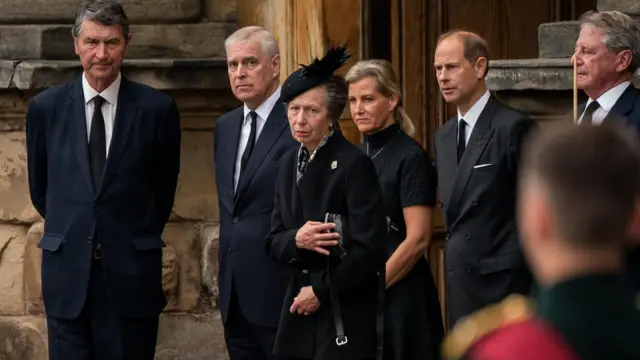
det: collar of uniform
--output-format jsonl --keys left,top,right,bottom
{"left": 243, "top": 86, "right": 282, "bottom": 125}
{"left": 457, "top": 89, "right": 490, "bottom": 128}
{"left": 586, "top": 80, "right": 631, "bottom": 113}
{"left": 82, "top": 72, "right": 121, "bottom": 105}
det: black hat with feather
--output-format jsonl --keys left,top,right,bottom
{"left": 281, "top": 44, "right": 351, "bottom": 103}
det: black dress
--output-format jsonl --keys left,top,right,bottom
{"left": 362, "top": 122, "right": 445, "bottom": 360}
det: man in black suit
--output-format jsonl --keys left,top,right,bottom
{"left": 25, "top": 1, "right": 180, "bottom": 359}
{"left": 214, "top": 26, "right": 298, "bottom": 360}
{"left": 574, "top": 10, "right": 640, "bottom": 290}
{"left": 433, "top": 30, "right": 536, "bottom": 328}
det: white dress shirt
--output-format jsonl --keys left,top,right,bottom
{"left": 82, "top": 72, "right": 121, "bottom": 156}
{"left": 579, "top": 81, "right": 631, "bottom": 125}
{"left": 457, "top": 90, "right": 490, "bottom": 145}
{"left": 233, "top": 86, "right": 282, "bottom": 191}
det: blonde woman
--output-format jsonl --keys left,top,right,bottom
{"left": 346, "top": 59, "right": 444, "bottom": 360}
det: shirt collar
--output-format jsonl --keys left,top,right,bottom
{"left": 243, "top": 86, "right": 282, "bottom": 124}
{"left": 586, "top": 81, "right": 631, "bottom": 112}
{"left": 82, "top": 72, "right": 121, "bottom": 105}
{"left": 457, "top": 90, "right": 490, "bottom": 128}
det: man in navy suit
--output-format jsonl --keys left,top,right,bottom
{"left": 574, "top": 10, "right": 640, "bottom": 290}
{"left": 214, "top": 26, "right": 298, "bottom": 360}
{"left": 25, "top": 1, "right": 180, "bottom": 359}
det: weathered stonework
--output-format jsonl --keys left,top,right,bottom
{"left": 0, "top": 23, "right": 232, "bottom": 60}
{"left": 598, "top": 0, "right": 640, "bottom": 15}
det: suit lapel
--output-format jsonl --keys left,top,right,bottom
{"left": 66, "top": 78, "right": 94, "bottom": 195}
{"left": 602, "top": 85, "right": 636, "bottom": 126}
{"left": 234, "top": 101, "right": 287, "bottom": 205}
{"left": 447, "top": 97, "right": 498, "bottom": 217}
{"left": 96, "top": 77, "right": 137, "bottom": 197}
{"left": 218, "top": 108, "right": 243, "bottom": 214}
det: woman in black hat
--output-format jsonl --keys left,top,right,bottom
{"left": 264, "top": 46, "right": 388, "bottom": 360}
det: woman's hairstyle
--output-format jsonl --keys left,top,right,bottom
{"left": 323, "top": 75, "right": 348, "bottom": 125}
{"left": 344, "top": 59, "right": 415, "bottom": 136}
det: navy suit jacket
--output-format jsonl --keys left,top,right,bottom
{"left": 581, "top": 84, "right": 640, "bottom": 290}
{"left": 214, "top": 99, "right": 298, "bottom": 328}
{"left": 578, "top": 84, "right": 640, "bottom": 134}
{"left": 26, "top": 76, "right": 181, "bottom": 320}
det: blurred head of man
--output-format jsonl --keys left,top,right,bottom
{"left": 225, "top": 26, "right": 281, "bottom": 110}
{"left": 434, "top": 30, "right": 489, "bottom": 114}
{"left": 518, "top": 122, "right": 640, "bottom": 286}
{"left": 574, "top": 10, "right": 640, "bottom": 100}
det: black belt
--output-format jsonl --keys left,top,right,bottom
{"left": 328, "top": 258, "right": 385, "bottom": 359}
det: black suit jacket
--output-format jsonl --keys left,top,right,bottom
{"left": 213, "top": 99, "right": 298, "bottom": 328}
{"left": 26, "top": 76, "right": 181, "bottom": 319}
{"left": 434, "top": 96, "right": 536, "bottom": 327}
{"left": 265, "top": 131, "right": 388, "bottom": 360}
{"left": 579, "top": 84, "right": 640, "bottom": 291}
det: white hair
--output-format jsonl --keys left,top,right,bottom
{"left": 224, "top": 26, "right": 279, "bottom": 58}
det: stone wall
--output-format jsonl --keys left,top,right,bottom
{"left": 0, "top": 0, "right": 238, "bottom": 359}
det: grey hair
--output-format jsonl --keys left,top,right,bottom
{"left": 580, "top": 10, "right": 640, "bottom": 73}
{"left": 71, "top": 0, "right": 130, "bottom": 40}
{"left": 225, "top": 26, "right": 279, "bottom": 58}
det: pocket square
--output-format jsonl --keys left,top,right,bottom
{"left": 473, "top": 163, "right": 492, "bottom": 169}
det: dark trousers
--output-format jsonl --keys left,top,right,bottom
{"left": 46, "top": 258, "right": 159, "bottom": 360}
{"left": 224, "top": 285, "right": 286, "bottom": 360}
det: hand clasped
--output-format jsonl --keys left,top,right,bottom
{"left": 295, "top": 221, "right": 340, "bottom": 256}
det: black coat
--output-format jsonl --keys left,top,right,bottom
{"left": 265, "top": 130, "right": 388, "bottom": 360}
{"left": 434, "top": 96, "right": 536, "bottom": 328}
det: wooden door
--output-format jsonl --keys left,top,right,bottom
{"left": 362, "top": 0, "right": 597, "bottom": 330}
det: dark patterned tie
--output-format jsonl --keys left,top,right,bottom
{"left": 457, "top": 119, "right": 467, "bottom": 163}
{"left": 239, "top": 111, "right": 258, "bottom": 179}
{"left": 581, "top": 101, "right": 600, "bottom": 125}
{"left": 89, "top": 95, "right": 106, "bottom": 192}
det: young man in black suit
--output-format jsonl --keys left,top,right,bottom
{"left": 25, "top": 1, "right": 181, "bottom": 359}
{"left": 574, "top": 10, "right": 640, "bottom": 290}
{"left": 214, "top": 26, "right": 298, "bottom": 360}
{"left": 433, "top": 30, "right": 537, "bottom": 328}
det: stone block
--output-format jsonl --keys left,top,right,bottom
{"left": 162, "top": 223, "right": 202, "bottom": 312}
{"left": 0, "top": 0, "right": 201, "bottom": 23}
{"left": 0, "top": 316, "right": 47, "bottom": 360}
{"left": 206, "top": 0, "right": 237, "bottom": 22}
{"left": 173, "top": 131, "right": 218, "bottom": 221}
{"left": 598, "top": 0, "right": 640, "bottom": 16}
{"left": 201, "top": 224, "right": 220, "bottom": 308}
{"left": 8, "top": 59, "right": 230, "bottom": 90}
{"left": 0, "top": 225, "right": 27, "bottom": 316}
{"left": 0, "top": 131, "right": 40, "bottom": 223}
{"left": 24, "top": 223, "right": 43, "bottom": 315}
{"left": 0, "top": 90, "right": 32, "bottom": 131}
{"left": 538, "top": 21, "right": 579, "bottom": 58}
{"left": 156, "top": 312, "right": 228, "bottom": 360}
{"left": 0, "top": 23, "right": 230, "bottom": 60}
{"left": 487, "top": 58, "right": 640, "bottom": 91}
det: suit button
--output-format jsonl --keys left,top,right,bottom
{"left": 438, "top": 202, "right": 444, "bottom": 208}
{"left": 466, "top": 266, "right": 472, "bottom": 273}
{"left": 465, "top": 233, "right": 471, "bottom": 239}
{"left": 228, "top": 248, "right": 232, "bottom": 253}
{"left": 87, "top": 236, "right": 92, "bottom": 244}
{"left": 472, "top": 200, "right": 478, "bottom": 206}
{"left": 232, "top": 217, "right": 239, "bottom": 223}
{"left": 445, "top": 234, "right": 450, "bottom": 240}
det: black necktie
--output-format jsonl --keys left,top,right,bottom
{"left": 89, "top": 95, "right": 106, "bottom": 192}
{"left": 240, "top": 111, "right": 258, "bottom": 178}
{"left": 457, "top": 119, "right": 466, "bottom": 163}
{"left": 581, "top": 100, "right": 600, "bottom": 125}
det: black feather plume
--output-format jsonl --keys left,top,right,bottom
{"left": 298, "top": 44, "right": 351, "bottom": 79}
